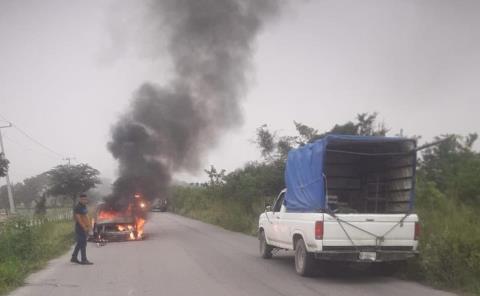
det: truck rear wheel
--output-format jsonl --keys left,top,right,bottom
{"left": 259, "top": 230, "right": 273, "bottom": 259}
{"left": 295, "top": 238, "right": 315, "bottom": 276}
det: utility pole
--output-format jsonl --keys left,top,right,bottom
{"left": 0, "top": 122, "right": 15, "bottom": 214}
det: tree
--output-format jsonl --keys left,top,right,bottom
{"left": 14, "top": 173, "right": 49, "bottom": 208}
{"left": 34, "top": 194, "right": 47, "bottom": 216}
{"left": 325, "top": 112, "right": 388, "bottom": 137}
{"left": 256, "top": 112, "right": 389, "bottom": 163}
{"left": 276, "top": 136, "right": 296, "bottom": 160}
{"left": 356, "top": 112, "right": 388, "bottom": 136}
{"left": 204, "top": 165, "right": 226, "bottom": 187}
{"left": 255, "top": 124, "right": 276, "bottom": 158}
{"left": 255, "top": 125, "right": 297, "bottom": 161}
{"left": 328, "top": 121, "right": 358, "bottom": 136}
{"left": 419, "top": 133, "right": 480, "bottom": 204}
{"left": 0, "top": 152, "right": 9, "bottom": 178}
{"left": 47, "top": 163, "right": 101, "bottom": 206}
{"left": 294, "top": 121, "right": 319, "bottom": 145}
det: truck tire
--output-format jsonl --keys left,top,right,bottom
{"left": 295, "top": 238, "right": 315, "bottom": 276}
{"left": 259, "top": 230, "right": 273, "bottom": 259}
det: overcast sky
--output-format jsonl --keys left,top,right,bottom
{"left": 1, "top": 0, "right": 479, "bottom": 185}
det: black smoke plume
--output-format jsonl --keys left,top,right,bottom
{"left": 106, "top": 0, "right": 280, "bottom": 209}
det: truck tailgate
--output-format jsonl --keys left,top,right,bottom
{"left": 323, "top": 213, "right": 417, "bottom": 247}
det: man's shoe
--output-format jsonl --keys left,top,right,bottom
{"left": 70, "top": 258, "right": 80, "bottom": 264}
{"left": 80, "top": 260, "right": 94, "bottom": 265}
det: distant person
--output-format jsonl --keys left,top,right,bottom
{"left": 71, "top": 193, "right": 93, "bottom": 265}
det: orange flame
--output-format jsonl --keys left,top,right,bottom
{"left": 136, "top": 217, "right": 146, "bottom": 239}
{"left": 117, "top": 225, "right": 132, "bottom": 232}
{"left": 98, "top": 209, "right": 125, "bottom": 221}
{"left": 96, "top": 196, "right": 147, "bottom": 241}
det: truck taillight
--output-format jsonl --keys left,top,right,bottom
{"left": 315, "top": 221, "right": 324, "bottom": 240}
{"left": 414, "top": 222, "right": 421, "bottom": 240}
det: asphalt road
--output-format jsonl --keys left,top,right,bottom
{"left": 9, "top": 213, "right": 454, "bottom": 296}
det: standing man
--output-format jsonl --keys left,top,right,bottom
{"left": 71, "top": 193, "right": 93, "bottom": 265}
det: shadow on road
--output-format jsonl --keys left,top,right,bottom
{"left": 268, "top": 253, "right": 398, "bottom": 284}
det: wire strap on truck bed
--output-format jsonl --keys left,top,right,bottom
{"left": 327, "top": 209, "right": 412, "bottom": 250}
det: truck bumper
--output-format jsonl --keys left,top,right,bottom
{"left": 314, "top": 250, "right": 418, "bottom": 262}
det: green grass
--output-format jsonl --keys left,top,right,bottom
{"left": 171, "top": 186, "right": 266, "bottom": 236}
{"left": 0, "top": 218, "right": 74, "bottom": 295}
{"left": 403, "top": 181, "right": 480, "bottom": 295}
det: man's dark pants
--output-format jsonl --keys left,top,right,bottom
{"left": 72, "top": 229, "right": 87, "bottom": 262}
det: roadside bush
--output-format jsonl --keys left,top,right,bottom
{"left": 0, "top": 218, "right": 73, "bottom": 294}
{"left": 0, "top": 218, "right": 38, "bottom": 262}
{"left": 172, "top": 186, "right": 268, "bottom": 235}
{"left": 409, "top": 179, "right": 480, "bottom": 294}
{"left": 171, "top": 161, "right": 284, "bottom": 235}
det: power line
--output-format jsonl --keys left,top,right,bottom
{"left": 0, "top": 113, "right": 65, "bottom": 159}
{"left": 12, "top": 124, "right": 65, "bottom": 158}
{"left": 3, "top": 134, "right": 60, "bottom": 161}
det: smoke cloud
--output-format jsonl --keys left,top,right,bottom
{"left": 107, "top": 0, "right": 280, "bottom": 208}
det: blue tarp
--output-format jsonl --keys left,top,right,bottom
{"left": 284, "top": 135, "right": 414, "bottom": 212}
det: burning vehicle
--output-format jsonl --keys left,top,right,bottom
{"left": 91, "top": 194, "right": 148, "bottom": 242}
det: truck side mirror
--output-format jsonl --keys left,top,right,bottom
{"left": 265, "top": 205, "right": 272, "bottom": 212}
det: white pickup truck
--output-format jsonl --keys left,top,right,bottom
{"left": 258, "top": 135, "right": 420, "bottom": 276}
